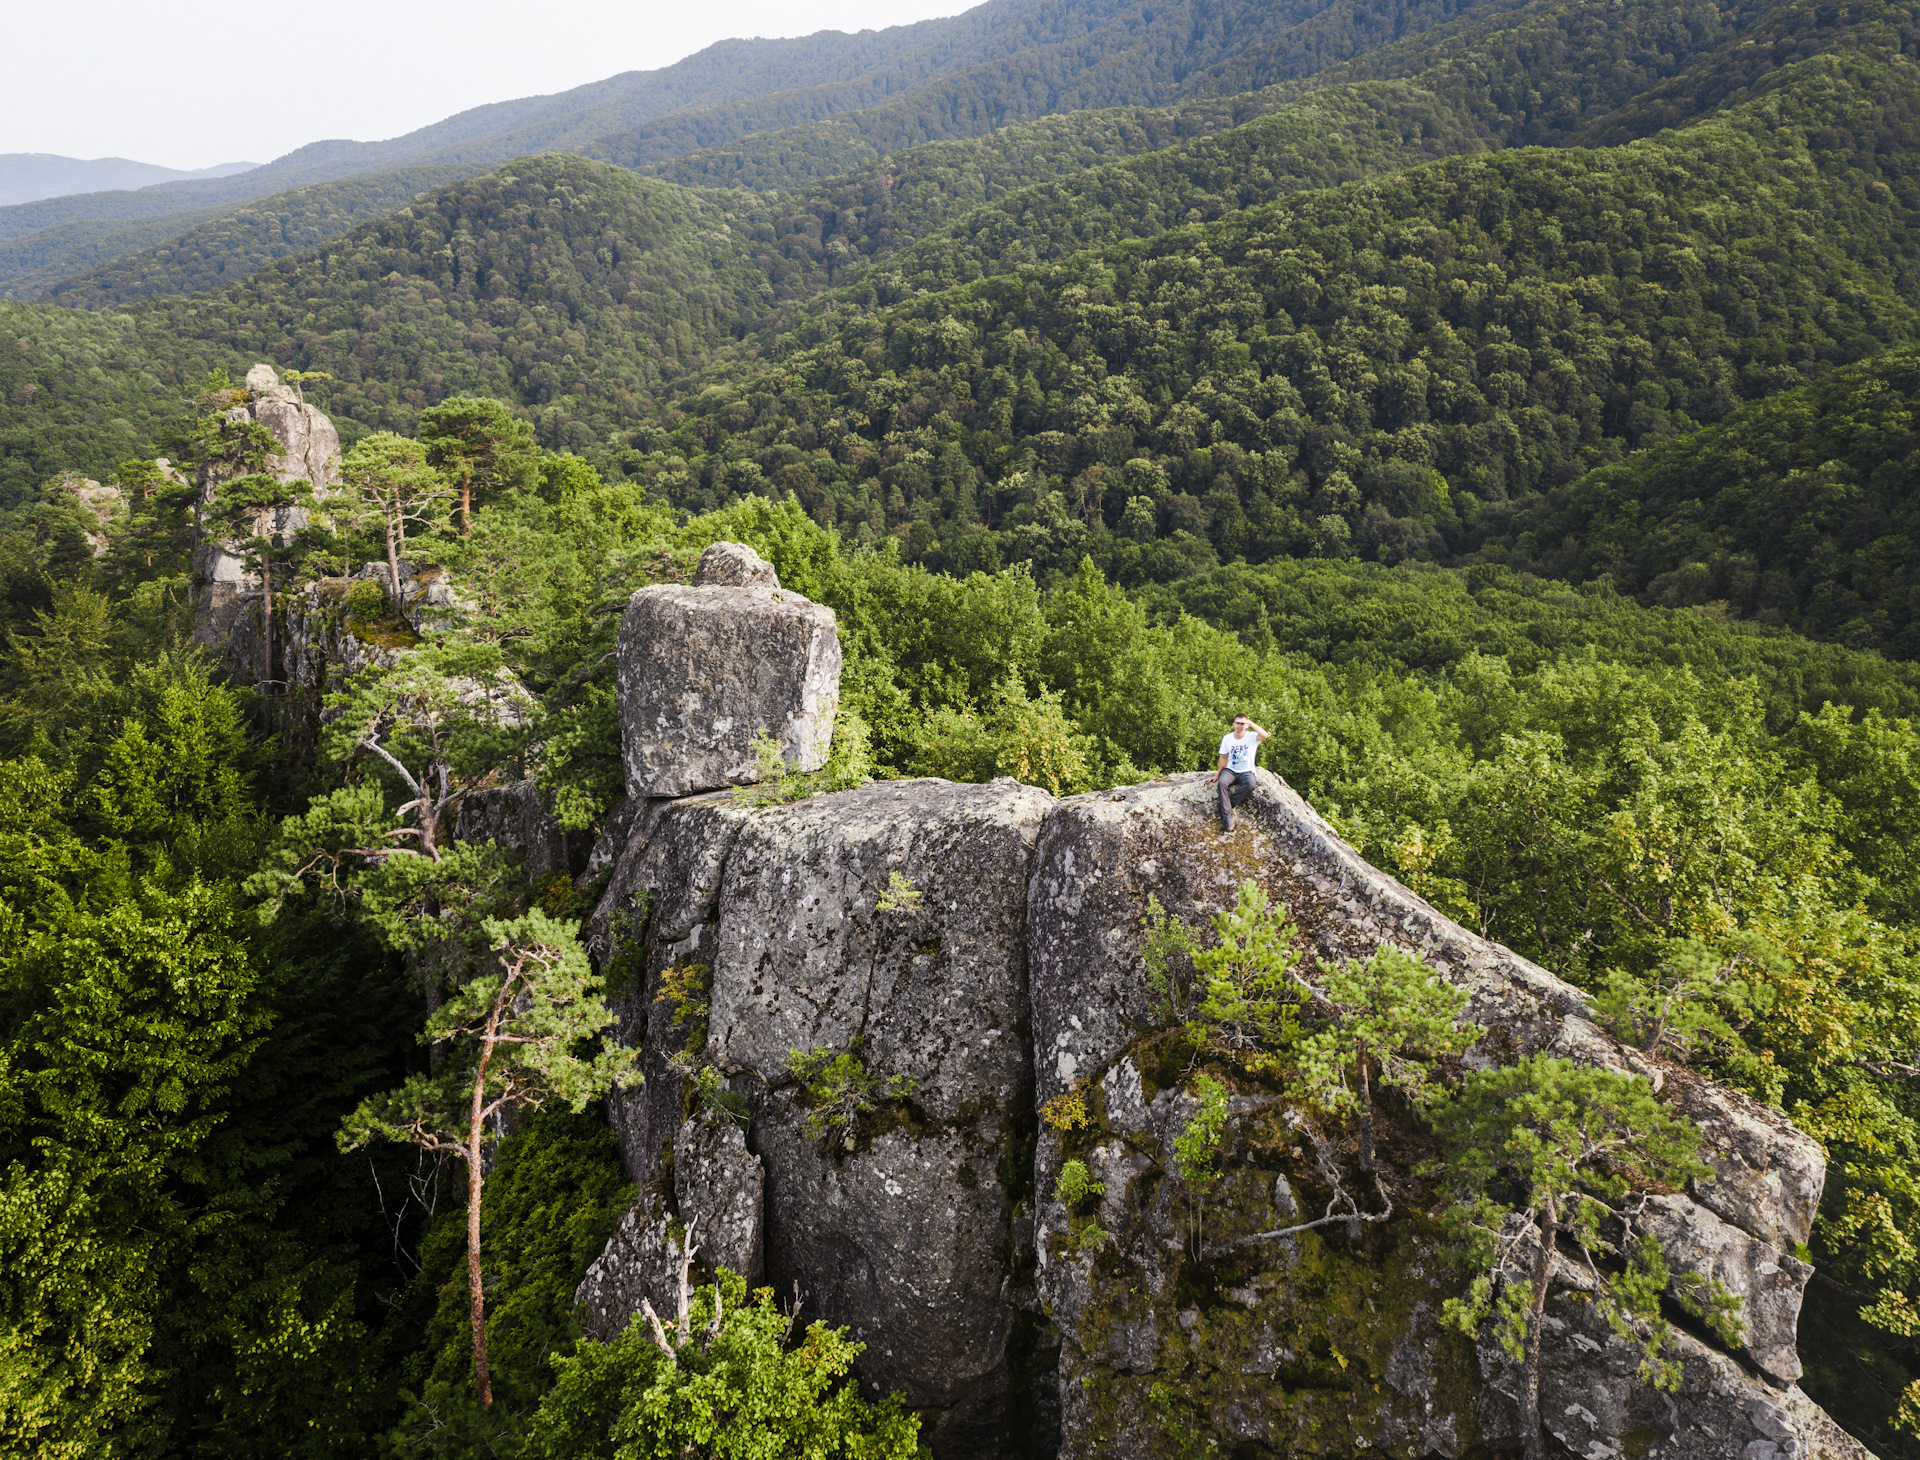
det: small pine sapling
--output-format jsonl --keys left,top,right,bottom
{"left": 1293, "top": 943, "right": 1482, "bottom": 1174}
{"left": 1429, "top": 1054, "right": 1740, "bottom": 1460}
{"left": 1142, "top": 881, "right": 1304, "bottom": 1064}
{"left": 1593, "top": 935, "right": 1774, "bottom": 1066}
{"left": 1171, "top": 1073, "right": 1230, "bottom": 1255}
{"left": 786, "top": 1040, "right": 916, "bottom": 1152}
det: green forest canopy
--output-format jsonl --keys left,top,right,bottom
{"left": 5, "top": 0, "right": 1920, "bottom": 1452}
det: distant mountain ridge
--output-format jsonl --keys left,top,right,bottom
{"left": 0, "top": 0, "right": 1491, "bottom": 298}
{"left": 0, "top": 0, "right": 1146, "bottom": 246}
{"left": 0, "top": 154, "right": 256, "bottom": 208}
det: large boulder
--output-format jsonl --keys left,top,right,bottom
{"left": 572, "top": 754, "right": 1858, "bottom": 1459}
{"left": 1025, "top": 769, "right": 1841, "bottom": 1459}
{"left": 616, "top": 544, "right": 841, "bottom": 798}
{"left": 693, "top": 540, "right": 780, "bottom": 589}
{"left": 1475, "top": 1246, "right": 1864, "bottom": 1459}
{"left": 588, "top": 778, "right": 1054, "bottom": 1457}
{"left": 587, "top": 792, "right": 753, "bottom": 1187}
{"left": 49, "top": 472, "right": 126, "bottom": 555}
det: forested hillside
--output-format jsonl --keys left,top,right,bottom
{"left": 1484, "top": 345, "right": 1920, "bottom": 656}
{"left": 1, "top": 0, "right": 1481, "bottom": 301}
{"left": 7, "top": 0, "right": 1920, "bottom": 1453}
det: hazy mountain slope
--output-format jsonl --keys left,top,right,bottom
{"left": 2, "top": 0, "right": 1477, "bottom": 302}
{"left": 0, "top": 0, "right": 1142, "bottom": 246}
{"left": 579, "top": 0, "right": 1477, "bottom": 171}
{"left": 142, "top": 157, "right": 767, "bottom": 443}
{"left": 0, "top": 155, "right": 255, "bottom": 207}
{"left": 7, "top": 2, "right": 1917, "bottom": 511}
{"left": 1565, "top": 0, "right": 1920, "bottom": 144}
{"left": 32, "top": 166, "right": 492, "bottom": 308}
{"left": 636, "top": 0, "right": 1808, "bottom": 219}
{"left": 0, "top": 155, "right": 768, "bottom": 498}
{"left": 37, "top": 0, "right": 1759, "bottom": 311}
{"left": 0, "top": 302, "right": 223, "bottom": 506}
{"left": 0, "top": 212, "right": 233, "bottom": 301}
{"left": 679, "top": 0, "right": 1836, "bottom": 309}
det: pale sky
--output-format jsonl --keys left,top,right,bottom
{"left": 2, "top": 0, "right": 977, "bottom": 171}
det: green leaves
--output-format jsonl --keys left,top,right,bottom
{"left": 418, "top": 398, "right": 538, "bottom": 528}
{"left": 1144, "top": 881, "right": 1305, "bottom": 1063}
{"left": 1431, "top": 1053, "right": 1724, "bottom": 1411}
{"left": 528, "top": 1269, "right": 921, "bottom": 1460}
{"left": 340, "top": 909, "right": 634, "bottom": 1157}
{"left": 1591, "top": 936, "right": 1773, "bottom": 1066}
{"left": 1293, "top": 942, "right": 1480, "bottom": 1116}
{"left": 786, "top": 1042, "right": 916, "bottom": 1152}
{"left": 1054, "top": 1158, "right": 1103, "bottom": 1209}
{"left": 1170, "top": 1075, "right": 1230, "bottom": 1192}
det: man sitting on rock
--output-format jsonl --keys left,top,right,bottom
{"left": 1213, "top": 713, "right": 1269, "bottom": 830}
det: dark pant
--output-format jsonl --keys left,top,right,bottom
{"left": 1217, "top": 769, "right": 1254, "bottom": 827}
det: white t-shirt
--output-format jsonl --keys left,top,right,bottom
{"left": 1219, "top": 731, "right": 1257, "bottom": 774}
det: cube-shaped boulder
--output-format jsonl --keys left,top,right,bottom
{"left": 617, "top": 581, "right": 840, "bottom": 797}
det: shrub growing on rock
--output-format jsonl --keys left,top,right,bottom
{"left": 529, "top": 1269, "right": 922, "bottom": 1460}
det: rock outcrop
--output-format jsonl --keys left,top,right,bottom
{"left": 190, "top": 364, "right": 343, "bottom": 675}
{"left": 454, "top": 781, "right": 590, "bottom": 886}
{"left": 544, "top": 550, "right": 1865, "bottom": 1459}
{"left": 616, "top": 548, "right": 841, "bottom": 798}
{"left": 49, "top": 472, "right": 126, "bottom": 555}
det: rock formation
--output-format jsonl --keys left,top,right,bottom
{"left": 49, "top": 471, "right": 126, "bottom": 555}
{"left": 616, "top": 542, "right": 842, "bottom": 798}
{"left": 190, "top": 364, "right": 342, "bottom": 676}
{"left": 565, "top": 554, "right": 1868, "bottom": 1459}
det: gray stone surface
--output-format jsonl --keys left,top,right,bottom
{"left": 714, "top": 779, "right": 1051, "bottom": 1455}
{"left": 49, "top": 472, "right": 125, "bottom": 555}
{"left": 617, "top": 580, "right": 840, "bottom": 798}
{"left": 570, "top": 755, "right": 1853, "bottom": 1459}
{"left": 585, "top": 777, "right": 1051, "bottom": 1457}
{"left": 693, "top": 540, "right": 780, "bottom": 589}
{"left": 588, "top": 793, "right": 750, "bottom": 1186}
{"left": 575, "top": 1197, "right": 678, "bottom": 1343}
{"left": 243, "top": 362, "right": 340, "bottom": 490}
{"left": 674, "top": 1113, "right": 765, "bottom": 1287}
{"left": 191, "top": 364, "right": 344, "bottom": 669}
{"left": 707, "top": 778, "right": 1051, "bottom": 1118}
{"left": 1024, "top": 768, "right": 1838, "bottom": 1460}
{"left": 1637, "top": 1191, "right": 1813, "bottom": 1385}
{"left": 454, "top": 781, "right": 590, "bottom": 885}
{"left": 1025, "top": 771, "right": 1824, "bottom": 1248}
{"left": 1475, "top": 1249, "right": 1869, "bottom": 1459}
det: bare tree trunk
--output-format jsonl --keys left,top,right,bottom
{"left": 1521, "top": 1198, "right": 1558, "bottom": 1460}
{"left": 385, "top": 513, "right": 403, "bottom": 606}
{"left": 461, "top": 478, "right": 472, "bottom": 538}
{"left": 259, "top": 548, "right": 274, "bottom": 691}
{"left": 466, "top": 1020, "right": 500, "bottom": 1409}
{"left": 1355, "top": 1036, "right": 1375, "bottom": 1173}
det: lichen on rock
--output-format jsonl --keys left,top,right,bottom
{"left": 616, "top": 546, "right": 841, "bottom": 798}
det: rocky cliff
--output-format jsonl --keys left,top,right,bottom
{"left": 190, "top": 364, "right": 341, "bottom": 673}
{"left": 566, "top": 549, "right": 1869, "bottom": 1460}
{"left": 182, "top": 365, "right": 476, "bottom": 712}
